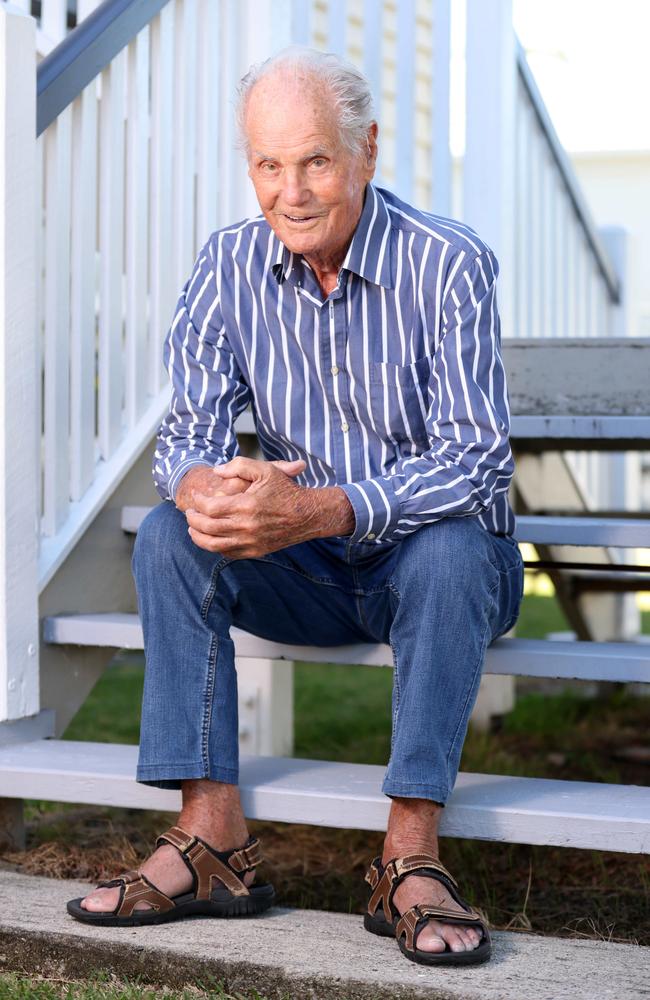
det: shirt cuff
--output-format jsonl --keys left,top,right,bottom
{"left": 338, "top": 477, "right": 401, "bottom": 543}
{"left": 168, "top": 457, "right": 217, "bottom": 503}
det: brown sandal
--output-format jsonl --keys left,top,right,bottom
{"left": 66, "top": 824, "right": 275, "bottom": 926}
{"left": 363, "top": 853, "right": 491, "bottom": 966}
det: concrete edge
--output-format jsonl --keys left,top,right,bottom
{"left": 0, "top": 926, "right": 452, "bottom": 1000}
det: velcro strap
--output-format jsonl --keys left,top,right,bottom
{"left": 415, "top": 902, "right": 483, "bottom": 924}
{"left": 393, "top": 854, "right": 458, "bottom": 890}
{"left": 96, "top": 869, "right": 141, "bottom": 888}
{"left": 229, "top": 837, "right": 262, "bottom": 872}
{"left": 155, "top": 825, "right": 196, "bottom": 853}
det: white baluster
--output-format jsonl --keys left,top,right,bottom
{"left": 70, "top": 82, "right": 98, "bottom": 501}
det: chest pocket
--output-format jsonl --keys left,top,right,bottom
{"left": 367, "top": 354, "right": 432, "bottom": 446}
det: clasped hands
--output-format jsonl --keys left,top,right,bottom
{"left": 176, "top": 457, "right": 354, "bottom": 558}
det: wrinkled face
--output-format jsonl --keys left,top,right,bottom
{"left": 245, "top": 74, "right": 377, "bottom": 265}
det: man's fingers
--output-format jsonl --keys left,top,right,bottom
{"left": 270, "top": 459, "right": 307, "bottom": 477}
{"left": 188, "top": 492, "right": 244, "bottom": 517}
{"left": 213, "top": 456, "right": 265, "bottom": 482}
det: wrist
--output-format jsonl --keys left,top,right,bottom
{"left": 313, "top": 486, "right": 356, "bottom": 538}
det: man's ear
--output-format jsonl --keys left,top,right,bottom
{"left": 366, "top": 121, "right": 379, "bottom": 173}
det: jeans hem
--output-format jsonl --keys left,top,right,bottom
{"left": 136, "top": 762, "right": 239, "bottom": 790}
{"left": 381, "top": 779, "right": 449, "bottom": 805}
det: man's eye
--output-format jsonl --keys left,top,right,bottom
{"left": 311, "top": 158, "right": 327, "bottom": 168}
{"left": 260, "top": 162, "right": 278, "bottom": 173}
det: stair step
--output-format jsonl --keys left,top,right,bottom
{"left": 121, "top": 505, "right": 650, "bottom": 547}
{"left": 43, "top": 612, "right": 650, "bottom": 683}
{"left": 232, "top": 408, "right": 650, "bottom": 446}
{"left": 0, "top": 739, "right": 647, "bottom": 852}
{"left": 510, "top": 415, "right": 650, "bottom": 449}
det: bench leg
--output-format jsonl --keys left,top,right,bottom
{"left": 236, "top": 657, "right": 294, "bottom": 756}
{"left": 0, "top": 797, "right": 25, "bottom": 851}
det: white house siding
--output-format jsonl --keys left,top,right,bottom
{"left": 310, "top": 0, "right": 441, "bottom": 212}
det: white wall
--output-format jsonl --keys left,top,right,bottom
{"left": 570, "top": 150, "right": 650, "bottom": 339}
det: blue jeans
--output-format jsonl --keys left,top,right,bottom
{"left": 132, "top": 503, "right": 524, "bottom": 805}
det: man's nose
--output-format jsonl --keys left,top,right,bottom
{"left": 281, "top": 168, "right": 310, "bottom": 206}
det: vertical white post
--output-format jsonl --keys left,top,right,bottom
{"left": 463, "top": 0, "right": 516, "bottom": 337}
{"left": 464, "top": 0, "right": 516, "bottom": 724}
{"left": 599, "top": 226, "right": 629, "bottom": 338}
{"left": 431, "top": 0, "right": 451, "bottom": 216}
{"left": 0, "top": 6, "right": 40, "bottom": 723}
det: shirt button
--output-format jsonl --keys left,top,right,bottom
{"left": 367, "top": 533, "right": 376, "bottom": 540}
{"left": 341, "top": 422, "right": 349, "bottom": 433}
{"left": 331, "top": 365, "right": 339, "bottom": 376}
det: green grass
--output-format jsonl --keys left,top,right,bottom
{"left": 0, "top": 971, "right": 280, "bottom": 1000}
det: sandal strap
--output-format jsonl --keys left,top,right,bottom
{"left": 365, "top": 853, "right": 458, "bottom": 923}
{"left": 155, "top": 824, "right": 259, "bottom": 900}
{"left": 96, "top": 870, "right": 175, "bottom": 918}
{"left": 395, "top": 902, "right": 486, "bottom": 954}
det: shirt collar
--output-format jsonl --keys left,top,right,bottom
{"left": 270, "top": 183, "right": 394, "bottom": 289}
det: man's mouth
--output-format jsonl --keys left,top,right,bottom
{"left": 283, "top": 214, "right": 319, "bottom": 224}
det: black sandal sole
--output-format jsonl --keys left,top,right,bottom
{"left": 66, "top": 883, "right": 276, "bottom": 926}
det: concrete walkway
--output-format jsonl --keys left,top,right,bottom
{"left": 0, "top": 870, "right": 647, "bottom": 1000}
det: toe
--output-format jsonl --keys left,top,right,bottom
{"left": 413, "top": 922, "right": 447, "bottom": 953}
{"left": 439, "top": 924, "right": 469, "bottom": 953}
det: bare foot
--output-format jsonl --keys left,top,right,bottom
{"left": 386, "top": 862, "right": 482, "bottom": 954}
{"left": 80, "top": 838, "right": 255, "bottom": 913}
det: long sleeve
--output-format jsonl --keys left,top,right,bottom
{"left": 153, "top": 241, "right": 252, "bottom": 503}
{"left": 339, "top": 250, "right": 514, "bottom": 542}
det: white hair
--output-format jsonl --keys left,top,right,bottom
{"left": 236, "top": 46, "right": 376, "bottom": 157}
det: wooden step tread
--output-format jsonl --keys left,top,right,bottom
{"left": 43, "top": 612, "right": 650, "bottom": 683}
{"left": 0, "top": 739, "right": 647, "bottom": 852}
{"left": 121, "top": 506, "right": 650, "bottom": 548}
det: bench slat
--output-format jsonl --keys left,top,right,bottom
{"left": 0, "top": 739, "right": 647, "bottom": 852}
{"left": 43, "top": 612, "right": 650, "bottom": 683}
{"left": 121, "top": 506, "right": 650, "bottom": 548}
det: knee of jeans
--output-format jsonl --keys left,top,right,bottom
{"left": 132, "top": 501, "right": 188, "bottom": 576}
{"left": 393, "top": 517, "right": 495, "bottom": 590}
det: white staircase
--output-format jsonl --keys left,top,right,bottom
{"left": 0, "top": 0, "right": 648, "bottom": 866}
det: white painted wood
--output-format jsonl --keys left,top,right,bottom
{"left": 70, "top": 82, "right": 98, "bottom": 502}
{"left": 125, "top": 26, "right": 150, "bottom": 427}
{"left": 464, "top": 0, "right": 516, "bottom": 338}
{"left": 0, "top": 739, "right": 648, "bottom": 851}
{"left": 195, "top": 0, "right": 219, "bottom": 245}
{"left": 42, "top": 613, "right": 650, "bottom": 684}
{"left": 37, "top": 386, "right": 171, "bottom": 591}
{"left": 148, "top": 2, "right": 175, "bottom": 398}
{"left": 327, "top": 0, "right": 346, "bottom": 55}
{"left": 514, "top": 515, "right": 650, "bottom": 548}
{"left": 236, "top": 657, "right": 294, "bottom": 757}
{"left": 34, "top": 132, "right": 44, "bottom": 534}
{"left": 172, "top": 0, "right": 198, "bottom": 291}
{"left": 0, "top": 5, "right": 40, "bottom": 721}
{"left": 98, "top": 50, "right": 126, "bottom": 460}
{"left": 431, "top": 0, "right": 451, "bottom": 216}
{"left": 121, "top": 505, "right": 650, "bottom": 549}
{"left": 512, "top": 415, "right": 650, "bottom": 445}
{"left": 394, "top": 0, "right": 416, "bottom": 203}
{"left": 40, "top": 0, "right": 66, "bottom": 43}
{"left": 43, "top": 106, "right": 72, "bottom": 537}
{"left": 599, "top": 226, "right": 629, "bottom": 338}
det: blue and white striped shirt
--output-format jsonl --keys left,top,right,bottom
{"left": 154, "top": 183, "right": 516, "bottom": 542}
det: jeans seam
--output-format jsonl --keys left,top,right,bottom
{"left": 445, "top": 574, "right": 501, "bottom": 772}
{"left": 201, "top": 631, "right": 218, "bottom": 774}
{"left": 386, "top": 580, "right": 402, "bottom": 759}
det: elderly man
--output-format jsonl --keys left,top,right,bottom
{"left": 68, "top": 48, "right": 523, "bottom": 967}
